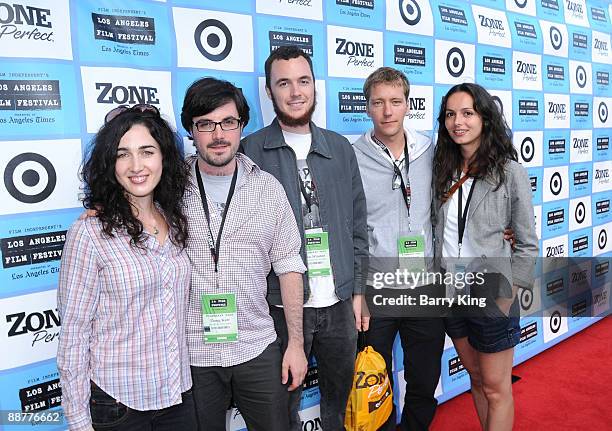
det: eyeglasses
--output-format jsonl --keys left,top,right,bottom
{"left": 104, "top": 104, "right": 160, "bottom": 123}
{"left": 193, "top": 118, "right": 241, "bottom": 133}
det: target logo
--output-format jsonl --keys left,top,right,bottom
{"left": 3, "top": 153, "right": 56, "bottom": 204}
{"left": 194, "top": 19, "right": 232, "bottom": 61}
{"left": 0, "top": 139, "right": 81, "bottom": 216}
{"left": 520, "top": 288, "right": 533, "bottom": 311}
{"left": 173, "top": 8, "right": 253, "bottom": 72}
{"left": 550, "top": 26, "right": 563, "bottom": 50}
{"left": 599, "top": 101, "right": 608, "bottom": 124}
{"left": 521, "top": 137, "right": 535, "bottom": 163}
{"left": 575, "top": 65, "right": 587, "bottom": 88}
{"left": 598, "top": 229, "right": 607, "bottom": 250}
{"left": 399, "top": 0, "right": 421, "bottom": 25}
{"left": 550, "top": 172, "right": 562, "bottom": 196}
{"left": 549, "top": 310, "right": 562, "bottom": 333}
{"left": 446, "top": 48, "right": 465, "bottom": 78}
{"left": 575, "top": 202, "right": 586, "bottom": 224}
{"left": 514, "top": 0, "right": 528, "bottom": 8}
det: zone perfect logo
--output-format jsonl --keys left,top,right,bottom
{"left": 569, "top": 60, "right": 592, "bottom": 94}
{"left": 0, "top": 0, "right": 72, "bottom": 60}
{"left": 569, "top": 129, "right": 592, "bottom": 163}
{"left": 405, "top": 85, "right": 433, "bottom": 131}
{"left": 592, "top": 30, "right": 611, "bottom": 64}
{"left": 592, "top": 160, "right": 612, "bottom": 194}
{"left": 327, "top": 25, "right": 382, "bottom": 79}
{"left": 540, "top": 20, "right": 568, "bottom": 57}
{"left": 0, "top": 289, "right": 60, "bottom": 370}
{"left": 173, "top": 8, "right": 253, "bottom": 72}
{"left": 80, "top": 66, "right": 174, "bottom": 134}
{"left": 386, "top": 0, "right": 434, "bottom": 37}
{"left": 544, "top": 94, "right": 570, "bottom": 129}
{"left": 564, "top": 0, "right": 589, "bottom": 26}
{"left": 0, "top": 139, "right": 81, "bottom": 216}
{"left": 435, "top": 39, "right": 475, "bottom": 84}
{"left": 543, "top": 166, "right": 569, "bottom": 201}
{"left": 513, "top": 131, "right": 543, "bottom": 167}
{"left": 512, "top": 52, "right": 542, "bottom": 91}
{"left": 472, "top": 5, "right": 511, "bottom": 48}
{"left": 255, "top": 0, "right": 323, "bottom": 21}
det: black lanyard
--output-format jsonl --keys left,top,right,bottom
{"left": 457, "top": 177, "right": 477, "bottom": 256}
{"left": 372, "top": 134, "right": 411, "bottom": 216}
{"left": 194, "top": 163, "right": 238, "bottom": 272}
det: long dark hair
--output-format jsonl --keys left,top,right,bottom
{"left": 82, "top": 110, "right": 189, "bottom": 248}
{"left": 433, "top": 83, "right": 517, "bottom": 200}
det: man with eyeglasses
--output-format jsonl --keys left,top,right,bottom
{"left": 241, "top": 46, "right": 368, "bottom": 430}
{"left": 180, "top": 77, "right": 308, "bottom": 430}
{"left": 352, "top": 67, "right": 445, "bottom": 431}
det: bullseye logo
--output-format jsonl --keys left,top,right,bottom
{"left": 549, "top": 310, "right": 562, "bottom": 333}
{"left": 4, "top": 153, "right": 56, "bottom": 204}
{"left": 550, "top": 173, "right": 562, "bottom": 195}
{"left": 575, "top": 202, "right": 585, "bottom": 224}
{"left": 521, "top": 137, "right": 535, "bottom": 162}
{"left": 575, "top": 65, "right": 587, "bottom": 88}
{"left": 520, "top": 288, "right": 533, "bottom": 311}
{"left": 399, "top": 0, "right": 421, "bottom": 25}
{"left": 194, "top": 19, "right": 232, "bottom": 61}
{"left": 173, "top": 8, "right": 253, "bottom": 72}
{"left": 0, "top": 139, "right": 81, "bottom": 216}
{"left": 550, "top": 26, "right": 562, "bottom": 50}
{"left": 598, "top": 229, "right": 607, "bottom": 250}
{"left": 514, "top": 0, "right": 528, "bottom": 8}
{"left": 446, "top": 48, "right": 465, "bottom": 78}
{"left": 435, "top": 40, "right": 475, "bottom": 84}
{"left": 599, "top": 101, "right": 608, "bottom": 124}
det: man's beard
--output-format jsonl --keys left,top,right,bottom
{"left": 200, "top": 139, "right": 236, "bottom": 167}
{"left": 271, "top": 92, "right": 316, "bottom": 128}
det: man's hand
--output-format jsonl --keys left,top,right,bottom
{"left": 353, "top": 294, "right": 370, "bottom": 331}
{"left": 504, "top": 227, "right": 516, "bottom": 251}
{"left": 282, "top": 342, "right": 308, "bottom": 391}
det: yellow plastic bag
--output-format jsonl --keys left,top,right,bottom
{"left": 344, "top": 345, "right": 393, "bottom": 431}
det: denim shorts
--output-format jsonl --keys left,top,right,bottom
{"left": 444, "top": 296, "right": 521, "bottom": 354}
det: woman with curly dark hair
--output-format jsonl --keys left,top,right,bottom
{"left": 57, "top": 105, "right": 196, "bottom": 431}
{"left": 433, "top": 83, "right": 538, "bottom": 431}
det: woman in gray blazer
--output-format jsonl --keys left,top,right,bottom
{"left": 433, "top": 83, "right": 538, "bottom": 431}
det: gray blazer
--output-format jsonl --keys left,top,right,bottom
{"left": 433, "top": 160, "right": 539, "bottom": 297}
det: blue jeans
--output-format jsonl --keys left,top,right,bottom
{"left": 270, "top": 298, "right": 358, "bottom": 431}
{"left": 90, "top": 383, "right": 196, "bottom": 431}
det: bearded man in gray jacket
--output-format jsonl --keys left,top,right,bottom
{"left": 353, "top": 67, "right": 445, "bottom": 431}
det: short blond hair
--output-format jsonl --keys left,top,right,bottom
{"left": 363, "top": 67, "right": 410, "bottom": 103}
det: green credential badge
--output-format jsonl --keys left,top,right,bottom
{"left": 201, "top": 293, "right": 238, "bottom": 343}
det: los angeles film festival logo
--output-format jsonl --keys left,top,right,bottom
{"left": 92, "top": 11, "right": 156, "bottom": 52}
{"left": 0, "top": 0, "right": 72, "bottom": 59}
{"left": 0, "top": 79, "right": 61, "bottom": 117}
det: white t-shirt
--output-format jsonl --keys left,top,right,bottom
{"left": 283, "top": 130, "right": 339, "bottom": 308}
{"left": 442, "top": 175, "right": 478, "bottom": 259}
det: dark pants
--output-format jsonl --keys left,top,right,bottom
{"left": 366, "top": 317, "right": 445, "bottom": 431}
{"left": 190, "top": 338, "right": 288, "bottom": 431}
{"left": 90, "top": 383, "right": 196, "bottom": 431}
{"left": 270, "top": 299, "right": 357, "bottom": 431}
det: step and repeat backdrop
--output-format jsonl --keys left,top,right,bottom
{"left": 0, "top": 0, "right": 611, "bottom": 429}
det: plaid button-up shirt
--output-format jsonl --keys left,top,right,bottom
{"left": 57, "top": 217, "right": 192, "bottom": 431}
{"left": 185, "top": 154, "right": 306, "bottom": 367}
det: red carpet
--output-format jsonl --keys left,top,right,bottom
{"left": 431, "top": 316, "right": 612, "bottom": 430}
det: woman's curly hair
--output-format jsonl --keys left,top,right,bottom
{"left": 433, "top": 83, "right": 517, "bottom": 200}
{"left": 82, "top": 109, "right": 189, "bottom": 248}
